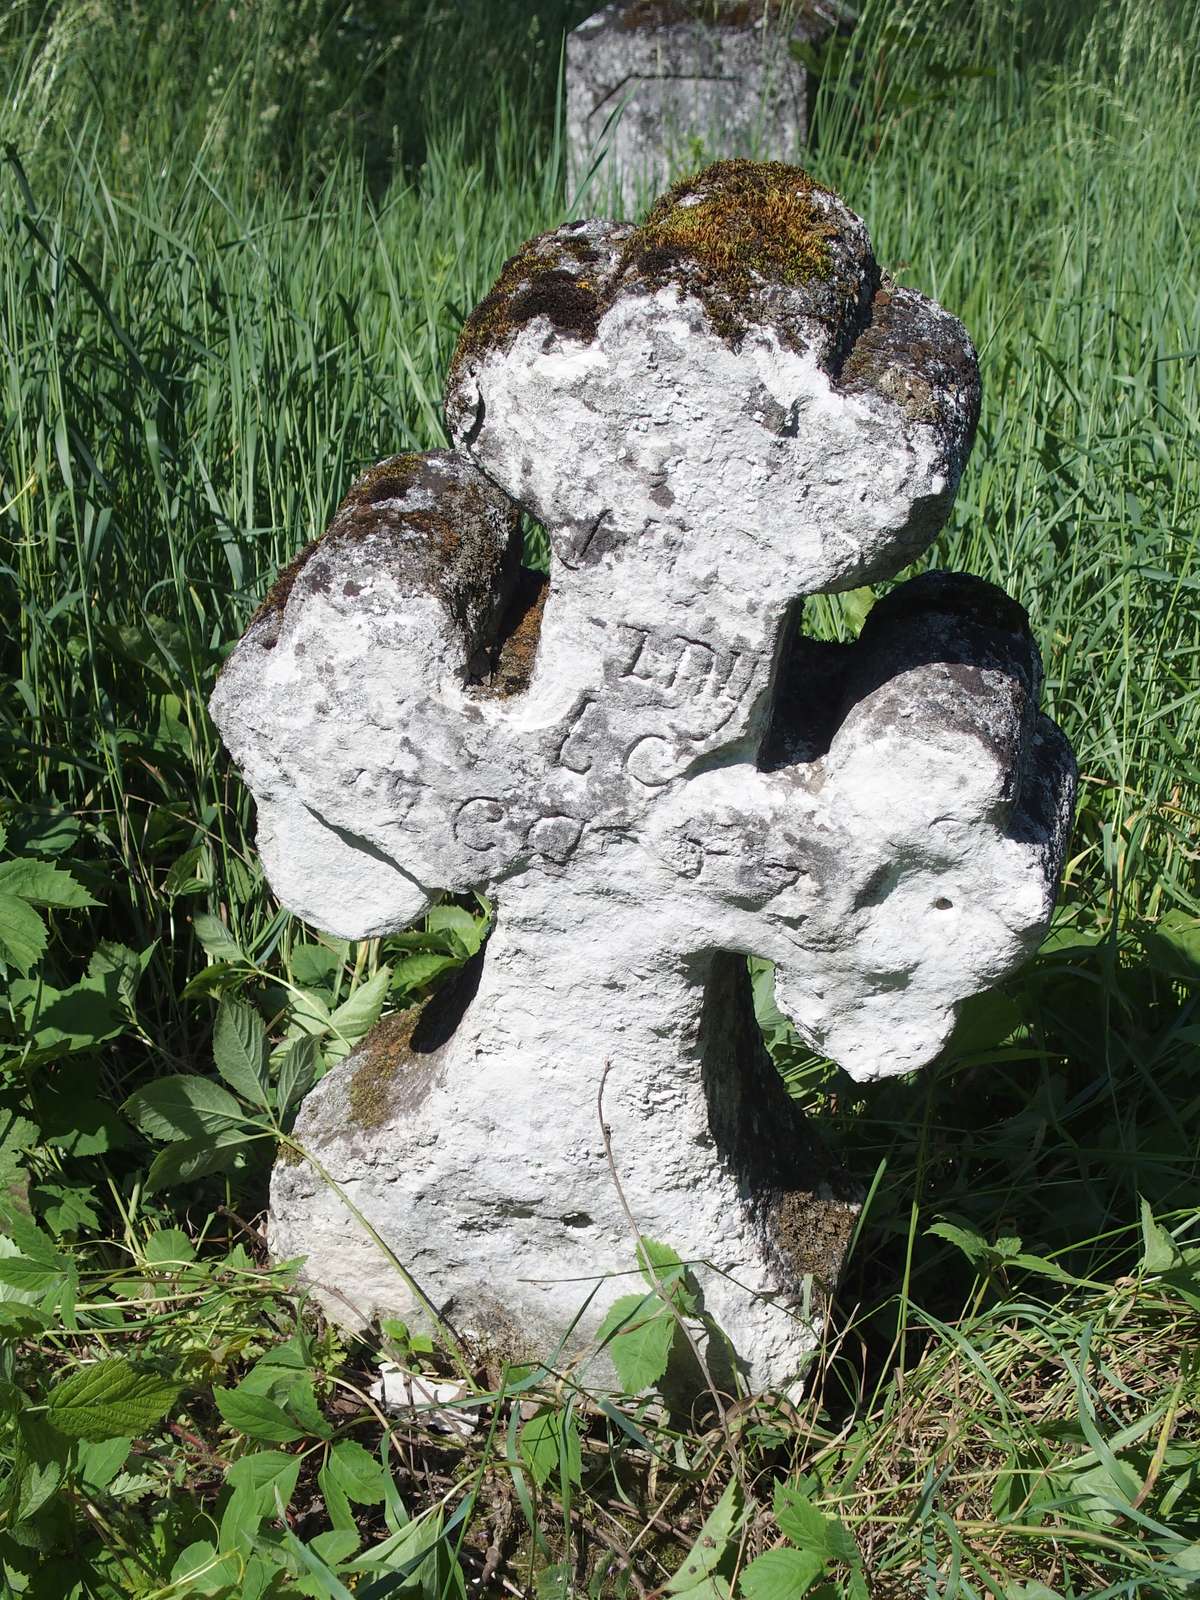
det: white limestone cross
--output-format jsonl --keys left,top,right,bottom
{"left": 210, "top": 163, "right": 1075, "bottom": 1390}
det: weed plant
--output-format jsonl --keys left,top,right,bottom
{"left": 0, "top": 0, "right": 1197, "bottom": 1594}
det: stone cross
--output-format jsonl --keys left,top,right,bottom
{"left": 211, "top": 162, "right": 1076, "bottom": 1391}
{"left": 567, "top": 2, "right": 846, "bottom": 211}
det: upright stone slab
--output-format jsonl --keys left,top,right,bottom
{"left": 566, "top": 2, "right": 845, "bottom": 211}
{"left": 210, "top": 161, "right": 1076, "bottom": 1393}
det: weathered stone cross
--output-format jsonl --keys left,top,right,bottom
{"left": 211, "top": 163, "right": 1075, "bottom": 1390}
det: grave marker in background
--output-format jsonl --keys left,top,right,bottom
{"left": 566, "top": 2, "right": 848, "bottom": 211}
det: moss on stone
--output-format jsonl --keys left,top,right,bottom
{"left": 449, "top": 161, "right": 847, "bottom": 387}
{"left": 448, "top": 233, "right": 604, "bottom": 391}
{"left": 347, "top": 1008, "right": 422, "bottom": 1130}
{"left": 617, "top": 159, "right": 836, "bottom": 345}
{"left": 771, "top": 1187, "right": 859, "bottom": 1300}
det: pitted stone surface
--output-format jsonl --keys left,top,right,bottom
{"left": 566, "top": 3, "right": 845, "bottom": 210}
{"left": 211, "top": 163, "right": 1076, "bottom": 1391}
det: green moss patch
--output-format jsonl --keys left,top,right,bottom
{"left": 347, "top": 1009, "right": 422, "bottom": 1130}
{"left": 617, "top": 159, "right": 837, "bottom": 344}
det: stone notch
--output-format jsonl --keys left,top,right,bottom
{"left": 211, "top": 162, "right": 1076, "bottom": 1392}
{"left": 566, "top": 2, "right": 849, "bottom": 210}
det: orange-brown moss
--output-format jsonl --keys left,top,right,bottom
{"left": 477, "top": 570, "right": 548, "bottom": 698}
{"left": 248, "top": 453, "right": 427, "bottom": 635}
{"left": 772, "top": 1187, "right": 859, "bottom": 1301}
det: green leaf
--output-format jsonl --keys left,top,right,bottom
{"left": 325, "top": 1439, "right": 388, "bottom": 1505}
{"left": 0, "top": 893, "right": 47, "bottom": 975}
{"left": 1140, "top": 1197, "right": 1180, "bottom": 1274}
{"left": 215, "top": 1386, "right": 308, "bottom": 1443}
{"left": 327, "top": 968, "right": 391, "bottom": 1061}
{"left": 927, "top": 1219, "right": 991, "bottom": 1266}
{"left": 0, "top": 1256, "right": 65, "bottom": 1292}
{"left": 1147, "top": 910, "right": 1200, "bottom": 981}
{"left": 47, "top": 1357, "right": 178, "bottom": 1441}
{"left": 519, "top": 1406, "right": 583, "bottom": 1489}
{"left": 213, "top": 996, "right": 269, "bottom": 1107}
{"left": 291, "top": 942, "right": 341, "bottom": 989}
{"left": 10, "top": 1412, "right": 69, "bottom": 1520}
{"left": 193, "top": 912, "right": 248, "bottom": 964}
{"left": 276, "top": 1035, "right": 319, "bottom": 1119}
{"left": 226, "top": 1448, "right": 302, "bottom": 1509}
{"left": 425, "top": 903, "right": 486, "bottom": 956}
{"left": 595, "top": 1292, "right": 676, "bottom": 1393}
{"left": 144, "top": 1131, "right": 260, "bottom": 1193}
{"left": 637, "top": 1236, "right": 698, "bottom": 1313}
{"left": 667, "top": 1478, "right": 743, "bottom": 1592}
{"left": 122, "top": 1075, "right": 247, "bottom": 1142}
{"left": 143, "top": 1227, "right": 196, "bottom": 1266}
{"left": 391, "top": 950, "right": 460, "bottom": 997}
{"left": 838, "top": 586, "right": 875, "bottom": 634}
{"left": 739, "top": 1547, "right": 826, "bottom": 1600}
{"left": 0, "top": 858, "right": 97, "bottom": 908}
{"left": 772, "top": 1482, "right": 831, "bottom": 1555}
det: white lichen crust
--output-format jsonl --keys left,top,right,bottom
{"left": 211, "top": 163, "right": 1076, "bottom": 1392}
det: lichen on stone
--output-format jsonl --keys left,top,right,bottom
{"left": 242, "top": 451, "right": 521, "bottom": 670}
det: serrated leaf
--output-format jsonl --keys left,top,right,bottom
{"left": 290, "top": 942, "right": 341, "bottom": 989}
{"left": 0, "top": 858, "right": 97, "bottom": 908}
{"left": 77, "top": 1434, "right": 132, "bottom": 1491}
{"left": 227, "top": 1449, "right": 303, "bottom": 1500}
{"left": 519, "top": 1406, "right": 583, "bottom": 1489}
{"left": 0, "top": 893, "right": 47, "bottom": 975}
{"left": 637, "top": 1236, "right": 698, "bottom": 1313}
{"left": 595, "top": 1292, "right": 676, "bottom": 1393}
{"left": 772, "top": 1482, "right": 831, "bottom": 1555}
{"left": 739, "top": 1547, "right": 825, "bottom": 1600}
{"left": 927, "top": 1219, "right": 991, "bottom": 1266}
{"left": 213, "top": 997, "right": 269, "bottom": 1107}
{"left": 0, "top": 1256, "right": 65, "bottom": 1291}
{"left": 122, "top": 1075, "right": 247, "bottom": 1142}
{"left": 215, "top": 1386, "right": 308, "bottom": 1443}
{"left": 193, "top": 912, "right": 247, "bottom": 964}
{"left": 47, "top": 1358, "right": 178, "bottom": 1441}
{"left": 667, "top": 1478, "right": 743, "bottom": 1592}
{"left": 276, "top": 1035, "right": 319, "bottom": 1119}
{"left": 143, "top": 1227, "right": 196, "bottom": 1266}
{"left": 144, "top": 1131, "right": 260, "bottom": 1193}
{"left": 326, "top": 1438, "right": 388, "bottom": 1504}
{"left": 11, "top": 1411, "right": 69, "bottom": 1520}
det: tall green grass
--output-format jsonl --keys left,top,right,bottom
{"left": 2, "top": 0, "right": 1198, "bottom": 1589}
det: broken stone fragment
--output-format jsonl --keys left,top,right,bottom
{"left": 566, "top": 2, "right": 848, "bottom": 210}
{"left": 211, "top": 162, "right": 1076, "bottom": 1392}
